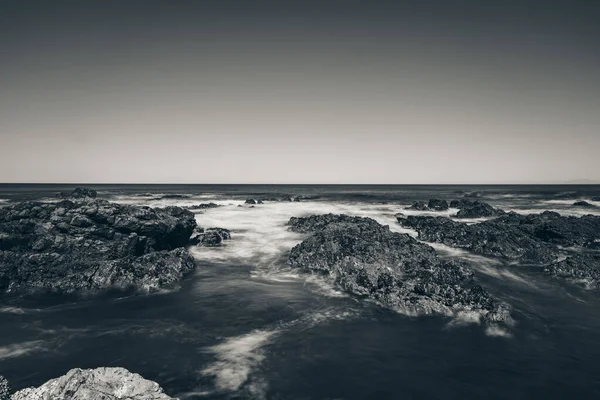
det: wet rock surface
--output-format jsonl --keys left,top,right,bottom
{"left": 11, "top": 367, "right": 175, "bottom": 400}
{"left": 0, "top": 193, "right": 197, "bottom": 295}
{"left": 58, "top": 187, "right": 97, "bottom": 200}
{"left": 450, "top": 200, "right": 505, "bottom": 218}
{"left": 190, "top": 227, "right": 231, "bottom": 247}
{"left": 186, "top": 202, "right": 220, "bottom": 210}
{"left": 573, "top": 201, "right": 595, "bottom": 208}
{"left": 398, "top": 211, "right": 600, "bottom": 266}
{"left": 544, "top": 254, "right": 600, "bottom": 288}
{"left": 287, "top": 214, "right": 511, "bottom": 325}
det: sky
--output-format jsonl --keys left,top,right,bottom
{"left": 0, "top": 0, "right": 599, "bottom": 184}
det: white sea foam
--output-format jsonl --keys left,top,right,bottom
{"left": 201, "top": 329, "right": 275, "bottom": 393}
{"left": 485, "top": 325, "right": 513, "bottom": 338}
{"left": 0, "top": 340, "right": 46, "bottom": 360}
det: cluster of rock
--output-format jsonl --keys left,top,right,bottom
{"left": 406, "top": 198, "right": 505, "bottom": 219}
{"left": 58, "top": 187, "right": 98, "bottom": 200}
{"left": 189, "top": 227, "right": 231, "bottom": 247}
{"left": 573, "top": 201, "right": 595, "bottom": 208}
{"left": 398, "top": 211, "right": 600, "bottom": 286}
{"left": 245, "top": 199, "right": 264, "bottom": 205}
{"left": 287, "top": 214, "right": 511, "bottom": 325}
{"left": 185, "top": 202, "right": 220, "bottom": 210}
{"left": 11, "top": 367, "right": 175, "bottom": 400}
{"left": 0, "top": 376, "right": 8, "bottom": 400}
{"left": 0, "top": 188, "right": 198, "bottom": 295}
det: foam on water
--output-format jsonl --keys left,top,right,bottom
{"left": 0, "top": 340, "right": 46, "bottom": 360}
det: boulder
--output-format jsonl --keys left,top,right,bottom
{"left": 573, "top": 201, "right": 595, "bottom": 208}
{"left": 244, "top": 199, "right": 263, "bottom": 205}
{"left": 190, "top": 227, "right": 231, "bottom": 247}
{"left": 186, "top": 203, "right": 220, "bottom": 210}
{"left": 450, "top": 200, "right": 505, "bottom": 218}
{"left": 428, "top": 199, "right": 449, "bottom": 211}
{"left": 287, "top": 214, "right": 511, "bottom": 325}
{"left": 407, "top": 201, "right": 429, "bottom": 211}
{"left": 0, "top": 198, "right": 197, "bottom": 295}
{"left": 11, "top": 367, "right": 175, "bottom": 400}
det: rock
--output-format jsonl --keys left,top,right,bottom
{"left": 190, "top": 227, "right": 231, "bottom": 247}
{"left": 287, "top": 214, "right": 511, "bottom": 325}
{"left": 408, "top": 201, "right": 429, "bottom": 211}
{"left": 156, "top": 194, "right": 190, "bottom": 200}
{"left": 186, "top": 203, "right": 220, "bottom": 210}
{"left": 0, "top": 198, "right": 197, "bottom": 295}
{"left": 244, "top": 199, "right": 263, "bottom": 205}
{"left": 591, "top": 197, "right": 600, "bottom": 202}
{"left": 543, "top": 254, "right": 600, "bottom": 288}
{"left": 428, "top": 199, "right": 449, "bottom": 211}
{"left": 11, "top": 367, "right": 175, "bottom": 400}
{"left": 573, "top": 201, "right": 595, "bottom": 208}
{"left": 450, "top": 200, "right": 505, "bottom": 218}
{"left": 398, "top": 211, "right": 600, "bottom": 264}
{"left": 58, "top": 187, "right": 97, "bottom": 200}
{"left": 0, "top": 375, "right": 9, "bottom": 400}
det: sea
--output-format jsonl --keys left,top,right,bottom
{"left": 1, "top": 184, "right": 600, "bottom": 399}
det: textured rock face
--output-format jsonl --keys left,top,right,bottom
{"left": 428, "top": 199, "right": 449, "bottom": 211}
{"left": 407, "top": 201, "right": 429, "bottom": 211}
{"left": 544, "top": 254, "right": 600, "bottom": 288}
{"left": 398, "top": 211, "right": 600, "bottom": 265}
{"left": 288, "top": 214, "right": 510, "bottom": 324}
{"left": 0, "top": 375, "right": 9, "bottom": 400}
{"left": 0, "top": 198, "right": 197, "bottom": 294}
{"left": 449, "top": 200, "right": 505, "bottom": 218}
{"left": 12, "top": 367, "right": 176, "bottom": 400}
{"left": 190, "top": 227, "right": 231, "bottom": 247}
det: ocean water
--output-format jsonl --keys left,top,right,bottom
{"left": 1, "top": 184, "right": 600, "bottom": 399}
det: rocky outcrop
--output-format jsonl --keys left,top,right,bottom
{"left": 398, "top": 211, "right": 600, "bottom": 265}
{"left": 428, "top": 199, "right": 449, "bottom": 211}
{"left": 58, "top": 187, "right": 97, "bottom": 200}
{"left": 543, "top": 254, "right": 600, "bottom": 288}
{"left": 245, "top": 199, "right": 263, "bottom": 205}
{"left": 0, "top": 376, "right": 9, "bottom": 400}
{"left": 573, "top": 201, "right": 595, "bottom": 208}
{"left": 0, "top": 196, "right": 197, "bottom": 294}
{"left": 190, "top": 227, "right": 231, "bottom": 246}
{"left": 12, "top": 367, "right": 175, "bottom": 400}
{"left": 287, "top": 214, "right": 511, "bottom": 325}
{"left": 449, "top": 200, "right": 505, "bottom": 218}
{"left": 186, "top": 203, "right": 220, "bottom": 210}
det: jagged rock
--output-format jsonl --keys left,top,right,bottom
{"left": 543, "top": 254, "right": 600, "bottom": 288}
{"left": 407, "top": 201, "right": 429, "bottom": 211}
{"left": 58, "top": 187, "right": 97, "bottom": 200}
{"left": 190, "top": 227, "right": 231, "bottom": 247}
{"left": 450, "top": 200, "right": 505, "bottom": 218}
{"left": 0, "top": 198, "right": 197, "bottom": 294}
{"left": 573, "top": 201, "right": 595, "bottom": 208}
{"left": 287, "top": 214, "right": 511, "bottom": 325}
{"left": 428, "top": 199, "right": 449, "bottom": 211}
{"left": 11, "top": 367, "right": 175, "bottom": 400}
{"left": 398, "top": 211, "right": 600, "bottom": 264}
{"left": 0, "top": 375, "right": 9, "bottom": 400}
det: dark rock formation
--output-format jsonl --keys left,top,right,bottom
{"left": 157, "top": 194, "right": 190, "bottom": 199}
{"left": 0, "top": 375, "right": 8, "bottom": 400}
{"left": 573, "top": 201, "right": 595, "bottom": 208}
{"left": 245, "top": 199, "right": 263, "bottom": 205}
{"left": 58, "top": 187, "right": 97, "bottom": 200}
{"left": 287, "top": 214, "right": 511, "bottom": 325}
{"left": 543, "top": 254, "right": 600, "bottom": 288}
{"left": 408, "top": 201, "right": 429, "bottom": 211}
{"left": 186, "top": 202, "right": 220, "bottom": 210}
{"left": 428, "top": 199, "right": 449, "bottom": 211}
{"left": 12, "top": 367, "right": 175, "bottom": 400}
{"left": 450, "top": 200, "right": 505, "bottom": 218}
{"left": 591, "top": 197, "right": 600, "bottom": 202}
{"left": 398, "top": 211, "right": 600, "bottom": 265}
{"left": 0, "top": 198, "right": 197, "bottom": 294}
{"left": 190, "top": 227, "right": 231, "bottom": 246}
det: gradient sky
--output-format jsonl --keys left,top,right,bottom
{"left": 1, "top": 0, "right": 599, "bottom": 184}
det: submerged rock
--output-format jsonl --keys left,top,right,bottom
{"left": 244, "top": 199, "right": 263, "bottom": 205}
{"left": 0, "top": 198, "right": 197, "bottom": 295}
{"left": 186, "top": 203, "right": 220, "bottom": 210}
{"left": 543, "top": 254, "right": 600, "bottom": 288}
{"left": 449, "top": 200, "right": 505, "bottom": 218}
{"left": 573, "top": 201, "right": 595, "bottom": 208}
{"left": 407, "top": 201, "right": 429, "bottom": 211}
{"left": 58, "top": 187, "right": 97, "bottom": 200}
{"left": 12, "top": 367, "right": 175, "bottom": 400}
{"left": 287, "top": 214, "right": 510, "bottom": 325}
